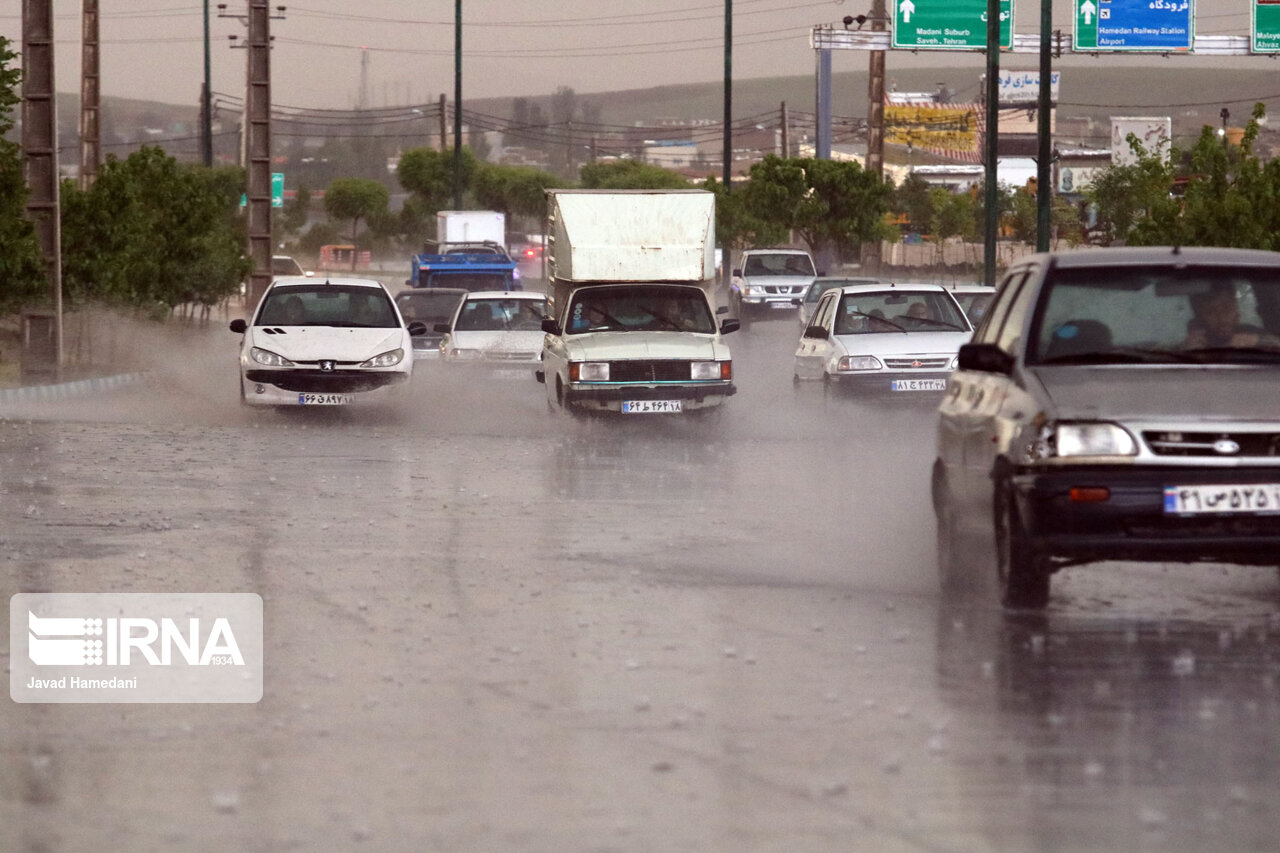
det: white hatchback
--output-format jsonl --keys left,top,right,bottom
{"left": 435, "top": 291, "right": 550, "bottom": 379}
{"left": 230, "top": 277, "right": 424, "bottom": 407}
{"left": 793, "top": 283, "right": 972, "bottom": 397}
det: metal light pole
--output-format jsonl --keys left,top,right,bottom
{"left": 723, "top": 0, "right": 732, "bottom": 190}
{"left": 1035, "top": 0, "right": 1052, "bottom": 252}
{"left": 983, "top": 0, "right": 1001, "bottom": 285}
{"left": 453, "top": 0, "right": 463, "bottom": 210}
{"left": 202, "top": 0, "right": 213, "bottom": 166}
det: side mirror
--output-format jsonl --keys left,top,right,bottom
{"left": 541, "top": 317, "right": 562, "bottom": 335}
{"left": 803, "top": 325, "right": 829, "bottom": 340}
{"left": 229, "top": 319, "right": 247, "bottom": 334}
{"left": 817, "top": 269, "right": 827, "bottom": 276}
{"left": 719, "top": 318, "right": 741, "bottom": 335}
{"left": 731, "top": 268, "right": 742, "bottom": 277}
{"left": 956, "top": 342, "right": 1014, "bottom": 375}
{"left": 406, "top": 321, "right": 428, "bottom": 336}
{"left": 433, "top": 322, "right": 451, "bottom": 334}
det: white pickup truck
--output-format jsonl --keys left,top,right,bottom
{"left": 536, "top": 189, "right": 740, "bottom": 416}
{"left": 732, "top": 248, "right": 818, "bottom": 320}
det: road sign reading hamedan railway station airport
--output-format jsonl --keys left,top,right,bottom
{"left": 1074, "top": 0, "right": 1194, "bottom": 52}
{"left": 893, "top": 0, "right": 1013, "bottom": 50}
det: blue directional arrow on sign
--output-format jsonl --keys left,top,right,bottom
{"left": 1074, "top": 0, "right": 1194, "bottom": 52}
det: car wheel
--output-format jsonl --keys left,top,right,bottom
{"left": 934, "top": 465, "right": 963, "bottom": 590}
{"left": 995, "top": 481, "right": 1051, "bottom": 609}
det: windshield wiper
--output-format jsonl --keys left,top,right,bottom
{"left": 1038, "top": 347, "right": 1199, "bottom": 366}
{"left": 905, "top": 316, "right": 967, "bottom": 331}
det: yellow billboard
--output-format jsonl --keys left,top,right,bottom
{"left": 884, "top": 103, "right": 981, "bottom": 163}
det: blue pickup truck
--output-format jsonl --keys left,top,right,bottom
{"left": 408, "top": 243, "right": 520, "bottom": 292}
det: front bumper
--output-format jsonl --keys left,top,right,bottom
{"left": 1011, "top": 465, "right": 1280, "bottom": 567}
{"left": 564, "top": 382, "right": 736, "bottom": 412}
{"left": 241, "top": 369, "right": 409, "bottom": 406}
{"left": 830, "top": 371, "right": 950, "bottom": 397}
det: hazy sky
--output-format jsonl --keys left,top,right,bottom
{"left": 0, "top": 2, "right": 1261, "bottom": 111}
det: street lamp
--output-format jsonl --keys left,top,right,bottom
{"left": 1220, "top": 107, "right": 1230, "bottom": 150}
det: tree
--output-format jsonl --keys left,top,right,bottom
{"left": 891, "top": 173, "right": 935, "bottom": 235}
{"left": 579, "top": 159, "right": 690, "bottom": 190}
{"left": 324, "top": 178, "right": 389, "bottom": 268}
{"left": 471, "top": 163, "right": 565, "bottom": 228}
{"left": 60, "top": 147, "right": 250, "bottom": 310}
{"left": 0, "top": 36, "right": 47, "bottom": 314}
{"left": 700, "top": 176, "right": 786, "bottom": 261}
{"left": 741, "top": 155, "right": 893, "bottom": 261}
{"left": 396, "top": 146, "right": 479, "bottom": 242}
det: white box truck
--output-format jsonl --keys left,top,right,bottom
{"left": 435, "top": 210, "right": 506, "bottom": 251}
{"left": 536, "top": 189, "right": 740, "bottom": 416}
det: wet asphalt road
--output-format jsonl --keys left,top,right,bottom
{"left": 2, "top": 316, "right": 1280, "bottom": 852}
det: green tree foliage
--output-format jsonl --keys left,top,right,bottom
{"left": 397, "top": 146, "right": 478, "bottom": 213}
{"left": 579, "top": 160, "right": 690, "bottom": 190}
{"left": 1086, "top": 145, "right": 1176, "bottom": 246}
{"left": 700, "top": 176, "right": 786, "bottom": 256}
{"left": 279, "top": 183, "right": 312, "bottom": 238}
{"left": 471, "top": 163, "right": 565, "bottom": 223}
{"left": 0, "top": 37, "right": 47, "bottom": 313}
{"left": 324, "top": 178, "right": 389, "bottom": 247}
{"left": 741, "top": 155, "right": 893, "bottom": 258}
{"left": 60, "top": 147, "right": 250, "bottom": 309}
{"left": 890, "top": 173, "right": 935, "bottom": 234}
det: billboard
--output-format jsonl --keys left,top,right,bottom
{"left": 884, "top": 102, "right": 982, "bottom": 163}
{"left": 1111, "top": 117, "right": 1172, "bottom": 166}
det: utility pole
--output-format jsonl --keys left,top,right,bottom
{"left": 983, "top": 0, "right": 1001, "bottom": 286}
{"left": 245, "top": 1, "right": 274, "bottom": 307}
{"left": 453, "top": 0, "right": 463, "bottom": 210}
{"left": 1035, "top": 0, "right": 1052, "bottom": 252}
{"left": 438, "top": 93, "right": 447, "bottom": 150}
{"left": 22, "top": 0, "right": 63, "bottom": 369}
{"left": 201, "top": 0, "right": 213, "bottom": 166}
{"left": 865, "top": 0, "right": 887, "bottom": 177}
{"left": 80, "top": 0, "right": 101, "bottom": 188}
{"left": 723, "top": 0, "right": 732, "bottom": 189}
{"left": 780, "top": 101, "right": 789, "bottom": 158}
{"left": 815, "top": 48, "right": 831, "bottom": 159}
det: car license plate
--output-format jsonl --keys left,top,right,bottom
{"left": 1163, "top": 484, "right": 1280, "bottom": 514}
{"left": 891, "top": 378, "right": 947, "bottom": 392}
{"left": 297, "top": 393, "right": 352, "bottom": 406}
{"left": 621, "top": 400, "right": 683, "bottom": 414}
{"left": 770, "top": 302, "right": 794, "bottom": 309}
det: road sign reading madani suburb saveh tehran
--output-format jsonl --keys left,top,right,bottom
{"left": 1074, "top": 0, "right": 1194, "bottom": 52}
{"left": 893, "top": 0, "right": 1013, "bottom": 50}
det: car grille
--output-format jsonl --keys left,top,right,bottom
{"left": 884, "top": 357, "right": 951, "bottom": 369}
{"left": 245, "top": 369, "right": 405, "bottom": 393}
{"left": 1143, "top": 431, "right": 1280, "bottom": 458}
{"left": 763, "top": 285, "right": 804, "bottom": 295}
{"left": 608, "top": 360, "right": 692, "bottom": 382}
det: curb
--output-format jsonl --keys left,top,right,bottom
{"left": 0, "top": 372, "right": 149, "bottom": 407}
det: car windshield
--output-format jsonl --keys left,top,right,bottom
{"left": 257, "top": 285, "right": 398, "bottom": 328}
{"left": 271, "top": 257, "right": 304, "bottom": 276}
{"left": 743, "top": 254, "right": 815, "bottom": 277}
{"left": 567, "top": 286, "right": 715, "bottom": 334}
{"left": 396, "top": 291, "right": 465, "bottom": 324}
{"left": 420, "top": 272, "right": 511, "bottom": 291}
{"left": 806, "top": 280, "right": 862, "bottom": 304}
{"left": 454, "top": 298, "right": 549, "bottom": 332}
{"left": 953, "top": 291, "right": 993, "bottom": 323}
{"left": 1029, "top": 266, "right": 1280, "bottom": 365}
{"left": 834, "top": 291, "right": 968, "bottom": 335}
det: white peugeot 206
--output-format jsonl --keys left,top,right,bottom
{"left": 793, "top": 282, "right": 973, "bottom": 399}
{"left": 230, "top": 276, "right": 426, "bottom": 407}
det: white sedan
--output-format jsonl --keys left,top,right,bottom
{"left": 435, "top": 291, "right": 550, "bottom": 378}
{"left": 793, "top": 283, "right": 972, "bottom": 398}
{"left": 230, "top": 276, "right": 425, "bottom": 407}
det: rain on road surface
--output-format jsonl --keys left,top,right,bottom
{"left": 2, "top": 315, "right": 1280, "bottom": 852}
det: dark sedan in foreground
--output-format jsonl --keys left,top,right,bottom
{"left": 934, "top": 247, "right": 1280, "bottom": 608}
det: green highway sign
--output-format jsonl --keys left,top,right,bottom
{"left": 272, "top": 172, "right": 284, "bottom": 208}
{"left": 892, "top": 0, "right": 1013, "bottom": 50}
{"left": 1255, "top": 0, "right": 1280, "bottom": 53}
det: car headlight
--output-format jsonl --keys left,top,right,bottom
{"left": 950, "top": 355, "right": 960, "bottom": 370}
{"left": 444, "top": 347, "right": 481, "bottom": 360}
{"left": 360, "top": 348, "right": 405, "bottom": 368}
{"left": 250, "top": 347, "right": 294, "bottom": 367}
{"left": 1036, "top": 422, "right": 1139, "bottom": 460}
{"left": 691, "top": 360, "right": 731, "bottom": 381}
{"left": 837, "top": 355, "right": 882, "bottom": 371}
{"left": 569, "top": 361, "right": 609, "bottom": 382}
{"left": 743, "top": 285, "right": 764, "bottom": 297}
